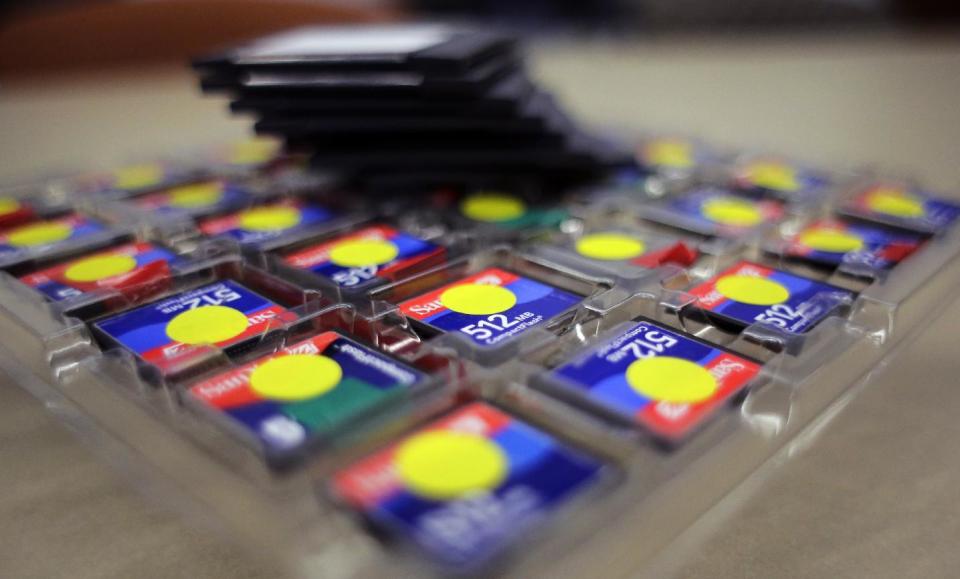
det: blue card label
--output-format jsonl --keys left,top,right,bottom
{"left": 0, "top": 214, "right": 108, "bottom": 259}
{"left": 732, "top": 158, "right": 829, "bottom": 199}
{"left": 199, "top": 200, "right": 336, "bottom": 248}
{"left": 785, "top": 218, "right": 922, "bottom": 269}
{"left": 19, "top": 241, "right": 179, "bottom": 302}
{"left": 282, "top": 223, "right": 444, "bottom": 290}
{"left": 398, "top": 267, "right": 582, "bottom": 346}
{"left": 843, "top": 184, "right": 960, "bottom": 233}
{"left": 660, "top": 188, "right": 784, "bottom": 237}
{"left": 94, "top": 279, "right": 293, "bottom": 370}
{"left": 188, "top": 331, "right": 426, "bottom": 460}
{"left": 133, "top": 180, "right": 251, "bottom": 218}
{"left": 331, "top": 402, "right": 605, "bottom": 569}
{"left": 689, "top": 261, "right": 854, "bottom": 333}
{"left": 546, "top": 319, "right": 761, "bottom": 440}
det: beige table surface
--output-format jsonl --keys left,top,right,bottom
{"left": 2, "top": 32, "right": 960, "bottom": 579}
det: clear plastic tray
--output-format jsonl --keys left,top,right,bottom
{"left": 3, "top": 139, "right": 959, "bottom": 578}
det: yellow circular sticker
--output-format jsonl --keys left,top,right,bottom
{"left": 626, "top": 356, "right": 718, "bottom": 403}
{"left": 460, "top": 193, "right": 526, "bottom": 223}
{"left": 238, "top": 205, "right": 301, "bottom": 232}
{"left": 0, "top": 198, "right": 21, "bottom": 216}
{"left": 744, "top": 161, "right": 799, "bottom": 192}
{"left": 644, "top": 140, "right": 693, "bottom": 168}
{"left": 798, "top": 228, "right": 864, "bottom": 253}
{"left": 716, "top": 274, "right": 789, "bottom": 306}
{"left": 701, "top": 197, "right": 764, "bottom": 227}
{"left": 114, "top": 164, "right": 163, "bottom": 190}
{"left": 249, "top": 354, "right": 343, "bottom": 402}
{"left": 440, "top": 284, "right": 517, "bottom": 316}
{"left": 64, "top": 254, "right": 138, "bottom": 283}
{"left": 865, "top": 188, "right": 924, "bottom": 218}
{"left": 328, "top": 239, "right": 399, "bottom": 268}
{"left": 165, "top": 305, "right": 249, "bottom": 345}
{"left": 575, "top": 232, "right": 646, "bottom": 261}
{"left": 395, "top": 430, "right": 508, "bottom": 500}
{"left": 168, "top": 182, "right": 224, "bottom": 208}
{"left": 229, "top": 138, "right": 278, "bottom": 165}
{"left": 7, "top": 222, "right": 73, "bottom": 247}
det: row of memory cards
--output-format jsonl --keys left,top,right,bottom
{"left": 193, "top": 24, "right": 629, "bottom": 190}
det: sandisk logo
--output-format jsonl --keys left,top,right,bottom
{"left": 735, "top": 264, "right": 767, "bottom": 277}
{"left": 404, "top": 275, "right": 505, "bottom": 316}
{"left": 696, "top": 288, "right": 726, "bottom": 308}
{"left": 471, "top": 273, "right": 505, "bottom": 286}
{"left": 287, "top": 229, "right": 388, "bottom": 267}
{"left": 655, "top": 401, "right": 690, "bottom": 420}
{"left": 192, "top": 367, "right": 254, "bottom": 399}
{"left": 406, "top": 299, "right": 443, "bottom": 317}
{"left": 445, "top": 414, "right": 491, "bottom": 435}
{"left": 708, "top": 357, "right": 747, "bottom": 380}
{"left": 402, "top": 269, "right": 511, "bottom": 319}
{"left": 284, "top": 342, "right": 320, "bottom": 355}
{"left": 247, "top": 310, "right": 278, "bottom": 324}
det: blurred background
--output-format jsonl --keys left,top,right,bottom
{"left": 2, "top": 0, "right": 959, "bottom": 187}
{"left": 2, "top": 0, "right": 959, "bottom": 78}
